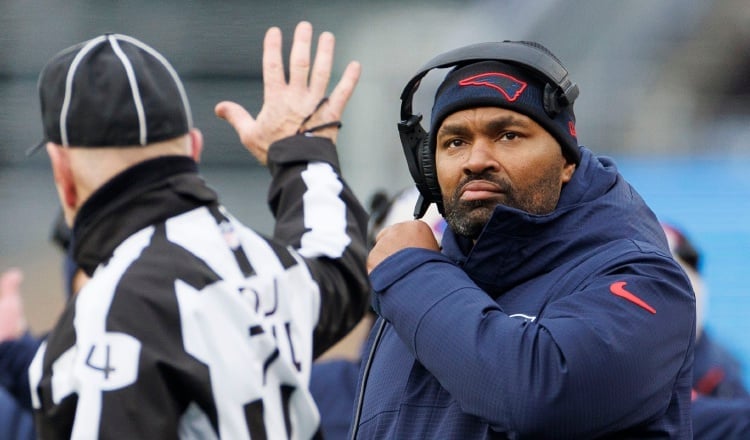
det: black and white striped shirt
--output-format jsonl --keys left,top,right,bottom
{"left": 29, "top": 136, "right": 370, "bottom": 439}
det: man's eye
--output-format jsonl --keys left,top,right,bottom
{"left": 500, "top": 132, "right": 518, "bottom": 141}
{"left": 446, "top": 139, "right": 464, "bottom": 148}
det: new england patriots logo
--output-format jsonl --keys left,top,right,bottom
{"left": 458, "top": 72, "right": 527, "bottom": 102}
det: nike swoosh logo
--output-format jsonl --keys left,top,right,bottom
{"left": 609, "top": 281, "right": 656, "bottom": 314}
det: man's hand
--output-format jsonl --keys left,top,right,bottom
{"left": 0, "top": 268, "right": 27, "bottom": 342}
{"left": 367, "top": 221, "right": 440, "bottom": 273}
{"left": 215, "top": 21, "right": 361, "bottom": 165}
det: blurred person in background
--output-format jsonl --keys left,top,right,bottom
{"left": 0, "top": 268, "right": 37, "bottom": 440}
{"left": 661, "top": 222, "right": 749, "bottom": 398}
{"left": 0, "top": 213, "right": 86, "bottom": 440}
{"left": 661, "top": 222, "right": 750, "bottom": 439}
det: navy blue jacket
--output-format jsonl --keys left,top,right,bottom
{"left": 692, "top": 395, "right": 750, "bottom": 439}
{"left": 0, "top": 332, "right": 42, "bottom": 409}
{"left": 310, "top": 359, "right": 361, "bottom": 440}
{"left": 353, "top": 147, "right": 695, "bottom": 439}
{"left": 0, "top": 388, "right": 34, "bottom": 440}
{"left": 0, "top": 332, "right": 42, "bottom": 440}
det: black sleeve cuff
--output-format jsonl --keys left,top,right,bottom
{"left": 267, "top": 135, "right": 341, "bottom": 174}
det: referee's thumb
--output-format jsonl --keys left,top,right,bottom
{"left": 214, "top": 101, "right": 255, "bottom": 131}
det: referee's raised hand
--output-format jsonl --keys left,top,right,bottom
{"left": 215, "top": 20, "right": 361, "bottom": 165}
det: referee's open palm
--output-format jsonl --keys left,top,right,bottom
{"left": 215, "top": 20, "right": 361, "bottom": 165}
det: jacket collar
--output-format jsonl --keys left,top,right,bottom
{"left": 71, "top": 155, "right": 218, "bottom": 275}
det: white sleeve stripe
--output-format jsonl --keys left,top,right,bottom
{"left": 28, "top": 341, "right": 48, "bottom": 409}
{"left": 298, "top": 162, "right": 350, "bottom": 259}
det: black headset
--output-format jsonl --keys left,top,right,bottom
{"left": 397, "top": 40, "right": 580, "bottom": 218}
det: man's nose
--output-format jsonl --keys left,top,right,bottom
{"left": 464, "top": 139, "right": 499, "bottom": 174}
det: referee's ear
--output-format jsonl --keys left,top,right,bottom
{"left": 188, "top": 128, "right": 204, "bottom": 163}
{"left": 46, "top": 142, "right": 77, "bottom": 226}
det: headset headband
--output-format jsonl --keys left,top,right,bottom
{"left": 400, "top": 41, "right": 579, "bottom": 121}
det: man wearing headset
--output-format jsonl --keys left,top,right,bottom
{"left": 351, "top": 42, "right": 695, "bottom": 439}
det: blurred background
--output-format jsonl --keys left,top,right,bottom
{"left": 1, "top": 0, "right": 749, "bottom": 383}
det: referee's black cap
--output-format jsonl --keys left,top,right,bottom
{"left": 28, "top": 33, "right": 192, "bottom": 155}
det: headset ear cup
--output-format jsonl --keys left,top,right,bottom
{"left": 543, "top": 83, "right": 560, "bottom": 117}
{"left": 418, "top": 137, "right": 443, "bottom": 214}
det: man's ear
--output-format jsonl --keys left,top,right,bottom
{"left": 189, "top": 128, "right": 204, "bottom": 163}
{"left": 561, "top": 161, "right": 576, "bottom": 184}
{"left": 46, "top": 143, "right": 77, "bottom": 212}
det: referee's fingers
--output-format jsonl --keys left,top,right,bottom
{"left": 288, "top": 21, "right": 313, "bottom": 90}
{"left": 309, "top": 30, "right": 334, "bottom": 97}
{"left": 215, "top": 101, "right": 253, "bottom": 128}
{"left": 214, "top": 101, "right": 257, "bottom": 145}
{"left": 327, "top": 61, "right": 361, "bottom": 118}
{"left": 263, "top": 25, "right": 286, "bottom": 98}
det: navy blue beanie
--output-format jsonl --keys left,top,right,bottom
{"left": 428, "top": 60, "right": 580, "bottom": 164}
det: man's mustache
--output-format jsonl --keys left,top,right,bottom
{"left": 455, "top": 172, "right": 511, "bottom": 197}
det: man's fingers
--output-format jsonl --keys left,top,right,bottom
{"left": 288, "top": 21, "right": 313, "bottom": 89}
{"left": 263, "top": 26, "right": 285, "bottom": 97}
{"left": 327, "top": 61, "right": 361, "bottom": 118}
{"left": 309, "top": 31, "right": 335, "bottom": 96}
{"left": 0, "top": 268, "right": 25, "bottom": 341}
{"left": 0, "top": 268, "right": 23, "bottom": 299}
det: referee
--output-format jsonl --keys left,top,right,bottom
{"left": 29, "top": 21, "right": 368, "bottom": 439}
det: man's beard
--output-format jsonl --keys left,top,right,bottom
{"left": 442, "top": 171, "right": 564, "bottom": 239}
{"left": 443, "top": 198, "right": 494, "bottom": 239}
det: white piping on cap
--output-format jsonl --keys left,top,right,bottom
{"left": 116, "top": 33, "right": 193, "bottom": 131}
{"left": 59, "top": 35, "right": 108, "bottom": 147}
{"left": 108, "top": 35, "right": 148, "bottom": 146}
